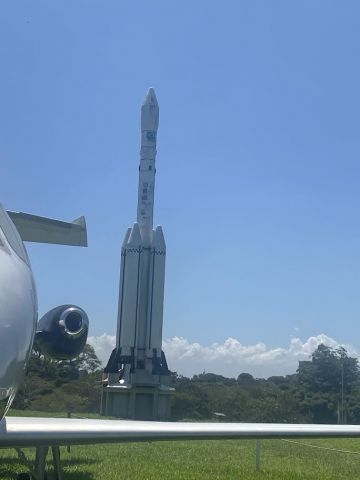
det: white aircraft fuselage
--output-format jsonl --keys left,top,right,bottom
{"left": 0, "top": 205, "right": 37, "bottom": 419}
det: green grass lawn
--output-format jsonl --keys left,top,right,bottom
{"left": 2, "top": 412, "right": 360, "bottom": 479}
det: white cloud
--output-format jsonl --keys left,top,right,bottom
{"left": 88, "top": 333, "right": 359, "bottom": 379}
{"left": 88, "top": 333, "right": 116, "bottom": 366}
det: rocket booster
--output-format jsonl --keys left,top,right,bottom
{"left": 114, "top": 88, "right": 168, "bottom": 381}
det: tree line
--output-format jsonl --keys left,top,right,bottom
{"left": 13, "top": 343, "right": 360, "bottom": 424}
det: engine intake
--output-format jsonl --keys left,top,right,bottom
{"left": 36, "top": 305, "right": 89, "bottom": 359}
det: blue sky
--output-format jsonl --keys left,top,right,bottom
{"left": 1, "top": 2, "right": 360, "bottom": 374}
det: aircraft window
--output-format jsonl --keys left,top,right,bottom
{"left": 0, "top": 207, "right": 29, "bottom": 264}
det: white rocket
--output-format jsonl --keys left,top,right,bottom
{"left": 108, "top": 88, "right": 169, "bottom": 382}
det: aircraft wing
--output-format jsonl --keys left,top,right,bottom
{"left": 2, "top": 417, "right": 360, "bottom": 448}
{"left": 7, "top": 211, "right": 87, "bottom": 246}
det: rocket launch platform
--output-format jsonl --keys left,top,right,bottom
{"left": 101, "top": 89, "right": 174, "bottom": 420}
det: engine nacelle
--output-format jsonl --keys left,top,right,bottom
{"left": 36, "top": 305, "right": 89, "bottom": 359}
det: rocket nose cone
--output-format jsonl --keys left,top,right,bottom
{"left": 143, "top": 87, "right": 158, "bottom": 108}
{"left": 153, "top": 225, "right": 166, "bottom": 250}
{"left": 127, "top": 223, "right": 142, "bottom": 247}
{"left": 122, "top": 227, "right": 132, "bottom": 248}
{"left": 141, "top": 88, "right": 159, "bottom": 131}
